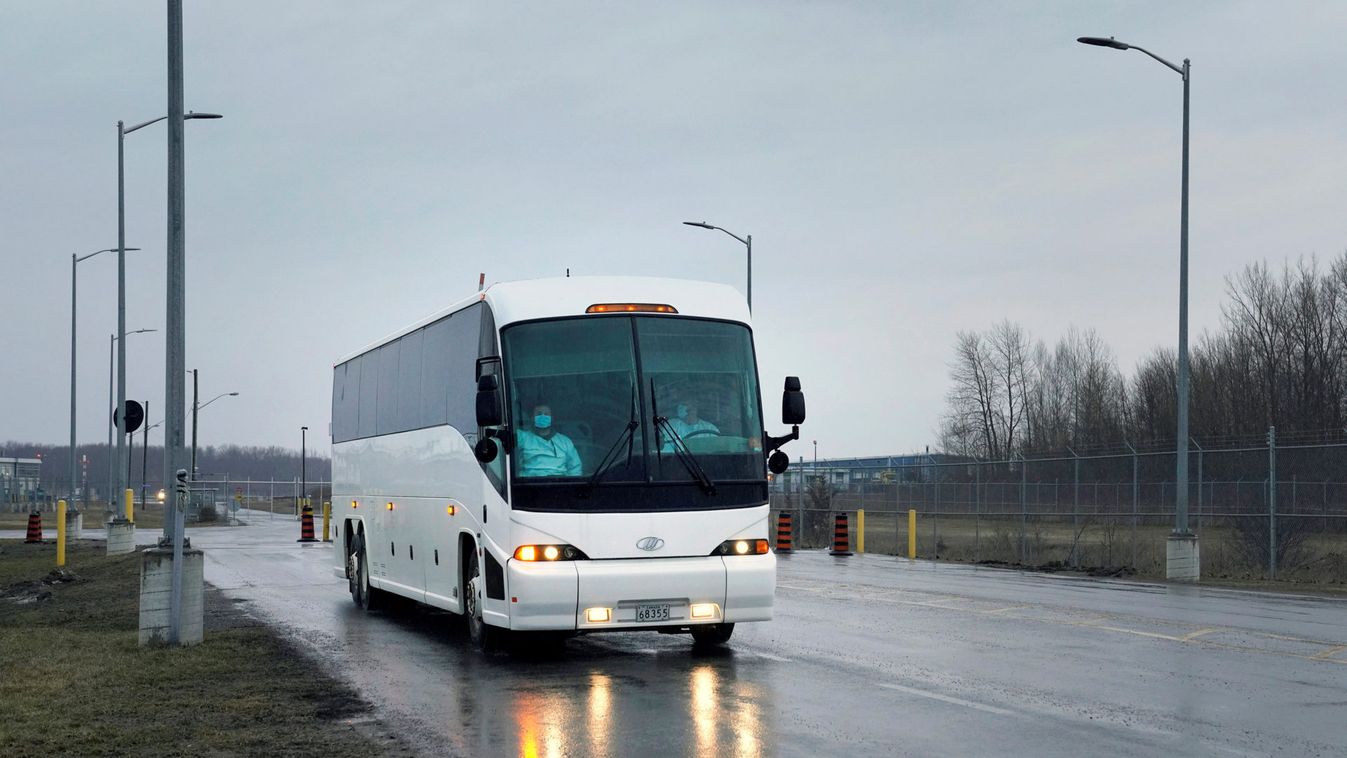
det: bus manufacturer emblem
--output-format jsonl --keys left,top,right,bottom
{"left": 636, "top": 537, "right": 665, "bottom": 552}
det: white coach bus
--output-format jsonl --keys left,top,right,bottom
{"left": 331, "top": 276, "right": 805, "bottom": 650}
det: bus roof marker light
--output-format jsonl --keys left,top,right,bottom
{"left": 585, "top": 303, "right": 678, "bottom": 314}
{"left": 386, "top": 502, "right": 394, "bottom": 511}
{"left": 446, "top": 504, "right": 456, "bottom": 516}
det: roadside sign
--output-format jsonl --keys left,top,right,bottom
{"left": 113, "top": 400, "right": 144, "bottom": 434}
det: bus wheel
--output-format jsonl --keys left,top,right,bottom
{"left": 691, "top": 623, "right": 735, "bottom": 646}
{"left": 352, "top": 533, "right": 383, "bottom": 611}
{"left": 465, "top": 548, "right": 504, "bottom": 652}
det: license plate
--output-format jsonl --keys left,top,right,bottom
{"left": 635, "top": 604, "right": 670, "bottom": 622}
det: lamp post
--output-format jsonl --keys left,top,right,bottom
{"left": 1078, "top": 35, "right": 1197, "bottom": 579}
{"left": 190, "top": 375, "right": 239, "bottom": 480}
{"left": 117, "top": 110, "right": 220, "bottom": 516}
{"left": 682, "top": 221, "right": 752, "bottom": 312}
{"left": 71, "top": 247, "right": 139, "bottom": 505}
{"left": 300, "top": 426, "right": 309, "bottom": 506}
{"left": 106, "top": 328, "right": 155, "bottom": 512}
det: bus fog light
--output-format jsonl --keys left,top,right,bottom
{"left": 586, "top": 607, "right": 611, "bottom": 623}
{"left": 690, "top": 603, "right": 717, "bottom": 620}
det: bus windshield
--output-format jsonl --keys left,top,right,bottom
{"left": 501, "top": 316, "right": 764, "bottom": 498}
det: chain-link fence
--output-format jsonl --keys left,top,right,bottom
{"left": 772, "top": 430, "right": 1347, "bottom": 583}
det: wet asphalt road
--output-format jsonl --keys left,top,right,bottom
{"left": 23, "top": 513, "right": 1347, "bottom": 756}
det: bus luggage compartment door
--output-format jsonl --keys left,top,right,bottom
{"left": 575, "top": 557, "right": 726, "bottom": 629}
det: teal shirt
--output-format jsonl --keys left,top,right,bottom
{"left": 516, "top": 429, "right": 582, "bottom": 477}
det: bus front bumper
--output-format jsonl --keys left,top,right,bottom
{"left": 505, "top": 553, "right": 775, "bottom": 632}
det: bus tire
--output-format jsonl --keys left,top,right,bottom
{"left": 351, "top": 532, "right": 384, "bottom": 611}
{"left": 691, "top": 623, "right": 734, "bottom": 646}
{"left": 465, "top": 547, "right": 505, "bottom": 652}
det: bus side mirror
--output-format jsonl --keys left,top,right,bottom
{"left": 474, "top": 437, "right": 499, "bottom": 463}
{"left": 768, "top": 451, "right": 789, "bottom": 474}
{"left": 476, "top": 374, "right": 503, "bottom": 427}
{"left": 782, "top": 376, "right": 805, "bottom": 425}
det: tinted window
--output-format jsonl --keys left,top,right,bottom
{"left": 396, "top": 329, "right": 423, "bottom": 433}
{"left": 375, "top": 340, "right": 401, "bottom": 435}
{"left": 357, "top": 348, "right": 379, "bottom": 438}
{"left": 331, "top": 359, "right": 357, "bottom": 443}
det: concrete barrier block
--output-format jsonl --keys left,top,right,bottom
{"left": 107, "top": 520, "right": 136, "bottom": 555}
{"left": 1166, "top": 534, "right": 1201, "bottom": 582}
{"left": 138, "top": 547, "right": 205, "bottom": 646}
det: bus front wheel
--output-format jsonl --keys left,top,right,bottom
{"left": 465, "top": 547, "right": 506, "bottom": 652}
{"left": 691, "top": 623, "right": 735, "bottom": 646}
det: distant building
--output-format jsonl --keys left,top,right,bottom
{"left": 772, "top": 453, "right": 969, "bottom": 492}
{"left": 1, "top": 456, "right": 42, "bottom": 504}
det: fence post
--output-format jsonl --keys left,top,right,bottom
{"left": 1019, "top": 454, "right": 1027, "bottom": 564}
{"left": 1268, "top": 426, "right": 1277, "bottom": 580}
{"left": 1126, "top": 442, "right": 1137, "bottom": 570}
{"left": 1193, "top": 440, "right": 1204, "bottom": 531}
{"left": 1070, "top": 449, "right": 1080, "bottom": 569}
{"left": 974, "top": 459, "right": 981, "bottom": 564}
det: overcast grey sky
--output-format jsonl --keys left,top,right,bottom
{"left": 2, "top": 2, "right": 1344, "bottom": 459}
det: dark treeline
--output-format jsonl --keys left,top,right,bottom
{"left": 940, "top": 252, "right": 1347, "bottom": 477}
{"left": 1, "top": 441, "right": 330, "bottom": 496}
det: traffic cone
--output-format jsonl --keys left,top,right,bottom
{"left": 829, "top": 512, "right": 853, "bottom": 556}
{"left": 297, "top": 501, "right": 317, "bottom": 543}
{"left": 774, "top": 511, "right": 793, "bottom": 553}
{"left": 24, "top": 510, "right": 43, "bottom": 543}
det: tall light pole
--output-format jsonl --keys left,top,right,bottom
{"left": 106, "top": 328, "right": 154, "bottom": 512}
{"left": 191, "top": 377, "right": 238, "bottom": 479}
{"left": 117, "top": 110, "right": 221, "bottom": 519}
{"left": 682, "top": 221, "right": 752, "bottom": 312}
{"left": 1078, "top": 35, "right": 1197, "bottom": 580}
{"left": 71, "top": 247, "right": 138, "bottom": 505}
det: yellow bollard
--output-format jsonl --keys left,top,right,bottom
{"left": 322, "top": 501, "right": 331, "bottom": 542}
{"left": 907, "top": 509, "right": 917, "bottom": 559}
{"left": 57, "top": 500, "right": 67, "bottom": 567}
{"left": 856, "top": 509, "right": 865, "bottom": 553}
{"left": 124, "top": 488, "right": 135, "bottom": 523}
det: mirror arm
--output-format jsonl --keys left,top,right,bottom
{"left": 482, "top": 425, "right": 513, "bottom": 453}
{"left": 764, "top": 425, "right": 800, "bottom": 454}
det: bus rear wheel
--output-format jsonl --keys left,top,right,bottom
{"left": 691, "top": 623, "right": 735, "bottom": 646}
{"left": 350, "top": 533, "right": 384, "bottom": 611}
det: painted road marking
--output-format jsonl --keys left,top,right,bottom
{"left": 876, "top": 682, "right": 1016, "bottom": 716}
{"left": 779, "top": 577, "right": 1347, "bottom": 665}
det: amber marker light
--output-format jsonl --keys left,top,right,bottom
{"left": 515, "top": 545, "right": 538, "bottom": 562}
{"left": 586, "top": 303, "right": 678, "bottom": 314}
{"left": 351, "top": 500, "right": 358, "bottom": 509}
{"left": 446, "top": 504, "right": 456, "bottom": 516}
{"left": 386, "top": 502, "right": 395, "bottom": 511}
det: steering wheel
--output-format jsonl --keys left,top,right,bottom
{"left": 685, "top": 429, "right": 718, "bottom": 439}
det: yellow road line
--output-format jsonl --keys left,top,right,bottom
{"left": 1311, "top": 645, "right": 1347, "bottom": 661}
{"left": 1180, "top": 628, "right": 1221, "bottom": 642}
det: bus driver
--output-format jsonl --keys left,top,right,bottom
{"left": 516, "top": 403, "right": 583, "bottom": 477}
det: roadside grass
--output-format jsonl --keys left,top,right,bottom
{"left": 785, "top": 511, "right": 1347, "bottom": 590}
{"left": 0, "top": 539, "right": 402, "bottom": 757}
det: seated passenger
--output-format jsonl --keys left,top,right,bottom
{"left": 516, "top": 403, "right": 583, "bottom": 477}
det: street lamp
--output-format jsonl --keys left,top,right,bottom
{"left": 1078, "top": 35, "right": 1197, "bottom": 579}
{"left": 70, "top": 247, "right": 140, "bottom": 505}
{"left": 116, "top": 110, "right": 221, "bottom": 519}
{"left": 682, "top": 221, "right": 752, "bottom": 312}
{"left": 300, "top": 426, "right": 309, "bottom": 507}
{"left": 106, "top": 328, "right": 155, "bottom": 512}
{"left": 189, "top": 371, "right": 239, "bottom": 478}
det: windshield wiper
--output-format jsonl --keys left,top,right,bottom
{"left": 654, "top": 415, "right": 716, "bottom": 496}
{"left": 585, "top": 384, "right": 639, "bottom": 493}
{"left": 585, "top": 419, "right": 638, "bottom": 492}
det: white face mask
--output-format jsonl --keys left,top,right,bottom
{"left": 534, "top": 414, "right": 552, "bottom": 429}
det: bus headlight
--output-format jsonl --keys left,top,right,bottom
{"left": 711, "top": 539, "right": 769, "bottom": 556}
{"left": 513, "top": 544, "right": 587, "bottom": 561}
